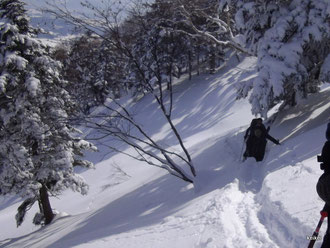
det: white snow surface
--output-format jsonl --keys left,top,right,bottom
{"left": 0, "top": 57, "right": 330, "bottom": 248}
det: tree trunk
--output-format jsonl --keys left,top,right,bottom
{"left": 197, "top": 48, "right": 200, "bottom": 76}
{"left": 209, "top": 51, "right": 216, "bottom": 74}
{"left": 39, "top": 184, "right": 54, "bottom": 225}
{"left": 188, "top": 51, "right": 192, "bottom": 80}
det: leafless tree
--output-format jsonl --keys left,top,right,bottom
{"left": 167, "top": 0, "right": 253, "bottom": 56}
{"left": 44, "top": 0, "right": 196, "bottom": 183}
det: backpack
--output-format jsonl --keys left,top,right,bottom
{"left": 245, "top": 119, "right": 268, "bottom": 140}
{"left": 254, "top": 127, "right": 263, "bottom": 138}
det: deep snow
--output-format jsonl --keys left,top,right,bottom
{"left": 0, "top": 57, "right": 329, "bottom": 248}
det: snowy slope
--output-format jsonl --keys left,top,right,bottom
{"left": 24, "top": 0, "right": 133, "bottom": 40}
{"left": 0, "top": 57, "right": 329, "bottom": 248}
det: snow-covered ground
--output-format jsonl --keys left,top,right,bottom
{"left": 0, "top": 57, "right": 329, "bottom": 248}
{"left": 25, "top": 0, "right": 133, "bottom": 40}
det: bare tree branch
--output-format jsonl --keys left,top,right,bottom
{"left": 175, "top": 0, "right": 254, "bottom": 56}
{"left": 44, "top": 0, "right": 196, "bottom": 183}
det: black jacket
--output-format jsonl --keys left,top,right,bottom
{"left": 322, "top": 141, "right": 330, "bottom": 167}
{"left": 244, "top": 122, "right": 279, "bottom": 161}
{"left": 316, "top": 141, "right": 330, "bottom": 204}
{"left": 244, "top": 124, "right": 279, "bottom": 144}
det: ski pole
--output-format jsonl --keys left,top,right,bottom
{"left": 308, "top": 210, "right": 328, "bottom": 248}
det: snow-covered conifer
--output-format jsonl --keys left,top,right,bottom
{"left": 0, "top": 0, "right": 95, "bottom": 226}
{"left": 224, "top": 0, "right": 330, "bottom": 117}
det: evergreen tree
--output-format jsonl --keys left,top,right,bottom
{"left": 222, "top": 0, "right": 330, "bottom": 117}
{"left": 0, "top": 0, "right": 95, "bottom": 226}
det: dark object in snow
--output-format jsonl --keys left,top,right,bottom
{"left": 33, "top": 212, "right": 45, "bottom": 226}
{"left": 243, "top": 118, "right": 280, "bottom": 162}
{"left": 317, "top": 124, "right": 330, "bottom": 171}
{"left": 16, "top": 197, "right": 37, "bottom": 227}
{"left": 316, "top": 122, "right": 330, "bottom": 248}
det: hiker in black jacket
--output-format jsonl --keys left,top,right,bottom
{"left": 316, "top": 122, "right": 330, "bottom": 248}
{"left": 243, "top": 118, "right": 280, "bottom": 162}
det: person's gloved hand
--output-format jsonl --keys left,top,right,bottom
{"left": 322, "top": 204, "right": 330, "bottom": 214}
